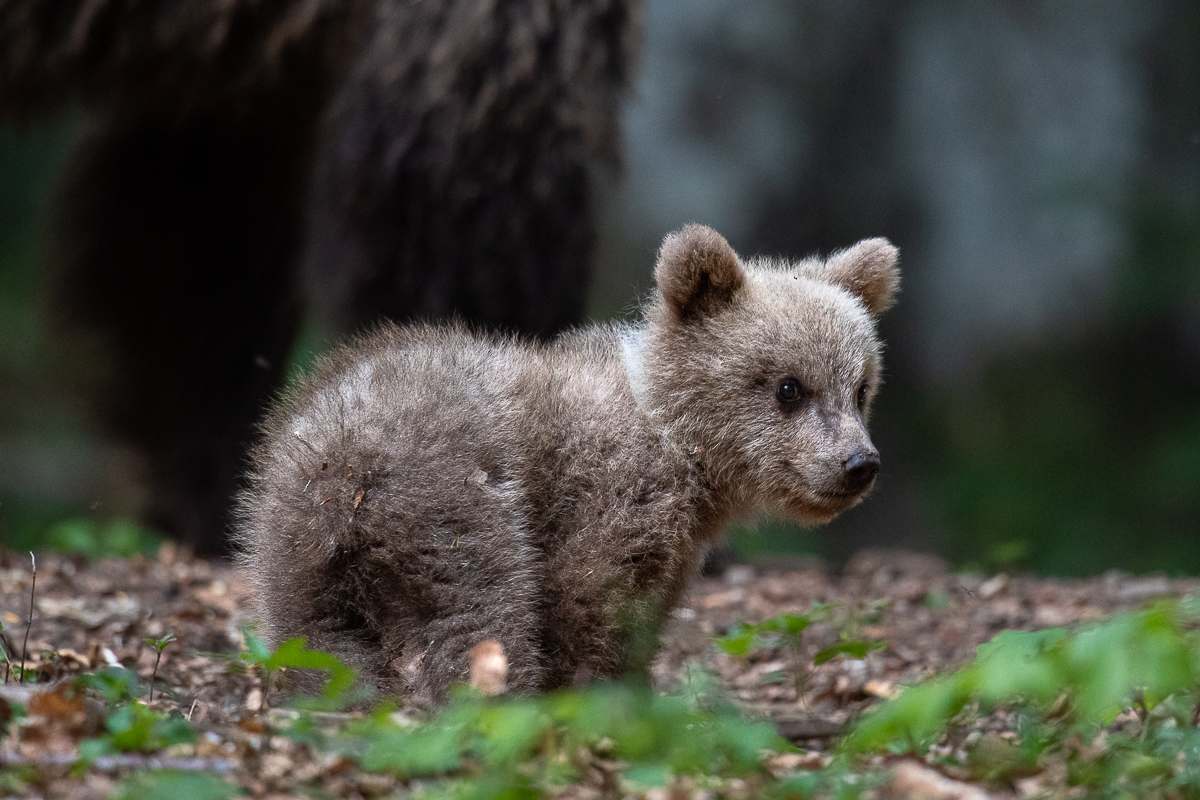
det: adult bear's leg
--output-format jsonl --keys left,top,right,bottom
{"left": 54, "top": 119, "right": 308, "bottom": 555}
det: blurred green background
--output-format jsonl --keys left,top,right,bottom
{"left": 3, "top": 1, "right": 1200, "bottom": 575}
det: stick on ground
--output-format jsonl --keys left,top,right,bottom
{"left": 19, "top": 553, "right": 35, "bottom": 685}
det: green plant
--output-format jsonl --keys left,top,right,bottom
{"left": 718, "top": 612, "right": 812, "bottom": 697}
{"left": 716, "top": 605, "right": 886, "bottom": 697}
{"left": 44, "top": 518, "right": 164, "bottom": 560}
{"left": 842, "top": 602, "right": 1198, "bottom": 756}
{"left": 239, "top": 630, "right": 360, "bottom": 711}
{"left": 232, "top": 637, "right": 798, "bottom": 798}
{"left": 112, "top": 769, "right": 242, "bottom": 800}
{"left": 78, "top": 701, "right": 195, "bottom": 761}
{"left": 78, "top": 666, "right": 147, "bottom": 706}
{"left": 306, "top": 678, "right": 790, "bottom": 797}
{"left": 71, "top": 665, "right": 196, "bottom": 769}
{"left": 144, "top": 633, "right": 176, "bottom": 702}
{"left": 50, "top": 590, "right": 1200, "bottom": 798}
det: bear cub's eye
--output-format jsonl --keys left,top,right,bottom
{"left": 856, "top": 381, "right": 870, "bottom": 409}
{"left": 776, "top": 377, "right": 806, "bottom": 404}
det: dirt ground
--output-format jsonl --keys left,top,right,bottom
{"left": 0, "top": 545, "right": 1192, "bottom": 798}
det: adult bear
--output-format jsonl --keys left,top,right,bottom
{"left": 0, "top": 0, "right": 640, "bottom": 554}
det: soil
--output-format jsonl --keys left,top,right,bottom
{"left": 0, "top": 545, "right": 1192, "bottom": 799}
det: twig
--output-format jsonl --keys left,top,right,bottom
{"left": 19, "top": 553, "right": 35, "bottom": 685}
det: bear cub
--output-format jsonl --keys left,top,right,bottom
{"left": 237, "top": 225, "right": 899, "bottom": 703}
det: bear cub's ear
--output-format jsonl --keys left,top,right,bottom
{"left": 824, "top": 238, "right": 900, "bottom": 316}
{"left": 655, "top": 224, "right": 745, "bottom": 321}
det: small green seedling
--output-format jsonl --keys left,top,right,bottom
{"left": 718, "top": 612, "right": 813, "bottom": 697}
{"left": 239, "top": 629, "right": 359, "bottom": 712}
{"left": 840, "top": 600, "right": 1200, "bottom": 757}
{"left": 113, "top": 769, "right": 243, "bottom": 800}
{"left": 78, "top": 701, "right": 195, "bottom": 763}
{"left": 716, "top": 603, "right": 886, "bottom": 698}
{"left": 143, "top": 633, "right": 176, "bottom": 702}
{"left": 335, "top": 675, "right": 787, "bottom": 793}
{"left": 813, "top": 636, "right": 887, "bottom": 666}
{"left": 77, "top": 666, "right": 148, "bottom": 706}
{"left": 73, "top": 669, "right": 193, "bottom": 766}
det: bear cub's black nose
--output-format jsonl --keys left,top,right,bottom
{"left": 843, "top": 449, "right": 880, "bottom": 492}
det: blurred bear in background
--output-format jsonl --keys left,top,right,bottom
{"left": 0, "top": 0, "right": 640, "bottom": 554}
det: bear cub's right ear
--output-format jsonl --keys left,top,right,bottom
{"left": 655, "top": 224, "right": 745, "bottom": 321}
{"left": 824, "top": 238, "right": 900, "bottom": 316}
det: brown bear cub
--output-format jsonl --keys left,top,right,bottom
{"left": 237, "top": 225, "right": 899, "bottom": 703}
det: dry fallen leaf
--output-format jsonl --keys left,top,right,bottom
{"left": 890, "top": 760, "right": 989, "bottom": 800}
{"left": 864, "top": 679, "right": 899, "bottom": 699}
{"left": 28, "top": 683, "right": 85, "bottom": 720}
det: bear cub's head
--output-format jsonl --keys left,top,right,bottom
{"left": 637, "top": 224, "right": 900, "bottom": 523}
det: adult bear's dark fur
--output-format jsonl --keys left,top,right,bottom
{"left": 0, "top": 0, "right": 640, "bottom": 554}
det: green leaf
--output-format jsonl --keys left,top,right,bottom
{"left": 87, "top": 702, "right": 196, "bottom": 754}
{"left": 715, "top": 717, "right": 786, "bottom": 769}
{"left": 715, "top": 631, "right": 755, "bottom": 657}
{"left": 240, "top": 628, "right": 273, "bottom": 664}
{"left": 843, "top": 600, "right": 1200, "bottom": 759}
{"left": 623, "top": 761, "right": 672, "bottom": 788}
{"left": 113, "top": 769, "right": 242, "bottom": 800}
{"left": 144, "top": 633, "right": 177, "bottom": 652}
{"left": 476, "top": 701, "right": 546, "bottom": 766}
{"left": 45, "top": 518, "right": 163, "bottom": 560}
{"left": 359, "top": 724, "right": 464, "bottom": 776}
{"left": 781, "top": 614, "right": 811, "bottom": 636}
{"left": 973, "top": 628, "right": 1068, "bottom": 705}
{"left": 841, "top": 673, "right": 972, "bottom": 754}
{"left": 923, "top": 591, "right": 951, "bottom": 611}
{"left": 240, "top": 635, "right": 359, "bottom": 708}
{"left": 77, "top": 667, "right": 146, "bottom": 705}
{"left": 77, "top": 736, "right": 115, "bottom": 763}
{"left": 813, "top": 639, "right": 883, "bottom": 666}
{"left": 755, "top": 614, "right": 810, "bottom": 637}
{"left": 152, "top": 715, "right": 198, "bottom": 748}
{"left": 776, "top": 770, "right": 822, "bottom": 798}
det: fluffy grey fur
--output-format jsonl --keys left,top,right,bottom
{"left": 237, "top": 225, "right": 899, "bottom": 703}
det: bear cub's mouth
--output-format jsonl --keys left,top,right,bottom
{"left": 809, "top": 482, "right": 877, "bottom": 510}
{"left": 819, "top": 487, "right": 871, "bottom": 499}
{"left": 816, "top": 487, "right": 873, "bottom": 503}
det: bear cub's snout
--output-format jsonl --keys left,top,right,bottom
{"left": 237, "top": 224, "right": 900, "bottom": 704}
{"left": 843, "top": 449, "right": 881, "bottom": 493}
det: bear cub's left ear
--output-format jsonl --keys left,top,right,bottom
{"left": 655, "top": 224, "right": 745, "bottom": 321}
{"left": 824, "top": 238, "right": 900, "bottom": 316}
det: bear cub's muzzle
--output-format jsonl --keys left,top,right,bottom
{"left": 842, "top": 448, "right": 881, "bottom": 494}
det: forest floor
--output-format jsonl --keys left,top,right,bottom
{"left": 0, "top": 545, "right": 1193, "bottom": 799}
